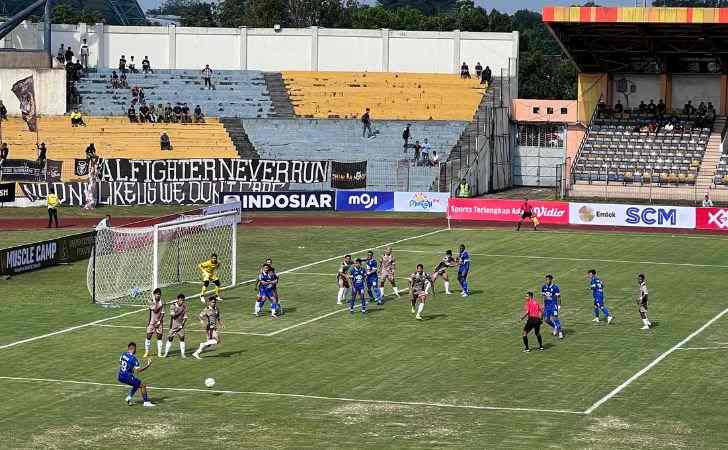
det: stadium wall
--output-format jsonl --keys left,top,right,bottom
{"left": 0, "top": 68, "right": 66, "bottom": 115}
{"left": 2, "top": 23, "right": 518, "bottom": 75}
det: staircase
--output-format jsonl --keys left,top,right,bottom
{"left": 696, "top": 116, "right": 726, "bottom": 191}
{"left": 447, "top": 78, "right": 501, "bottom": 162}
{"left": 263, "top": 72, "right": 296, "bottom": 118}
{"left": 220, "top": 118, "right": 260, "bottom": 158}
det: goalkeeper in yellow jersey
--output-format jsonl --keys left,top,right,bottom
{"left": 199, "top": 253, "right": 222, "bottom": 303}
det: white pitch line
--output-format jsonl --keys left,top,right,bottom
{"left": 583, "top": 306, "right": 728, "bottom": 415}
{"left": 0, "top": 308, "right": 145, "bottom": 351}
{"left": 452, "top": 227, "right": 728, "bottom": 241}
{"left": 93, "top": 324, "right": 269, "bottom": 337}
{"left": 395, "top": 249, "right": 728, "bottom": 269}
{"left": 676, "top": 346, "right": 728, "bottom": 351}
{"left": 0, "top": 376, "right": 584, "bottom": 415}
{"left": 0, "top": 228, "right": 447, "bottom": 352}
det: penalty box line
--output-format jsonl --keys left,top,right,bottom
{"left": 0, "top": 376, "right": 585, "bottom": 415}
{"left": 0, "top": 228, "right": 448, "bottom": 352}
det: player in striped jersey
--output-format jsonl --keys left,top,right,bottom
{"left": 637, "top": 274, "right": 652, "bottom": 330}
{"left": 144, "top": 288, "right": 164, "bottom": 358}
{"left": 336, "top": 255, "right": 353, "bottom": 304}
{"left": 432, "top": 250, "right": 455, "bottom": 295}
{"left": 163, "top": 293, "right": 188, "bottom": 358}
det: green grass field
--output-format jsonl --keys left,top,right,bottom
{"left": 1, "top": 225, "right": 728, "bottom": 449}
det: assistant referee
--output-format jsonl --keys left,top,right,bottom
{"left": 520, "top": 291, "right": 544, "bottom": 352}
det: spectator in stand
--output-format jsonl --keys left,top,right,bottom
{"left": 120, "top": 72, "right": 128, "bottom": 89}
{"left": 657, "top": 99, "right": 666, "bottom": 116}
{"left": 70, "top": 109, "right": 86, "bottom": 127}
{"left": 142, "top": 56, "right": 153, "bottom": 74}
{"left": 119, "top": 55, "right": 127, "bottom": 74}
{"left": 85, "top": 143, "right": 97, "bottom": 161}
{"left": 613, "top": 99, "right": 624, "bottom": 116}
{"left": 475, "top": 62, "right": 483, "bottom": 79}
{"left": 707, "top": 102, "right": 716, "bottom": 120}
{"left": 481, "top": 65, "right": 492, "bottom": 86}
{"left": 79, "top": 39, "right": 89, "bottom": 70}
{"left": 173, "top": 103, "right": 182, "bottom": 123}
{"left": 460, "top": 62, "right": 470, "bottom": 79}
{"left": 194, "top": 105, "right": 204, "bottom": 123}
{"left": 164, "top": 103, "right": 174, "bottom": 123}
{"left": 421, "top": 138, "right": 432, "bottom": 165}
{"left": 648, "top": 121, "right": 658, "bottom": 133}
{"left": 683, "top": 100, "right": 695, "bottom": 117}
{"left": 127, "top": 105, "right": 138, "bottom": 123}
{"left": 431, "top": 150, "right": 440, "bottom": 166}
{"left": 148, "top": 103, "right": 157, "bottom": 123}
{"left": 638, "top": 100, "right": 647, "bottom": 114}
{"left": 361, "top": 107, "right": 373, "bottom": 138}
{"left": 128, "top": 56, "right": 139, "bottom": 74}
{"left": 64, "top": 46, "right": 74, "bottom": 66}
{"left": 157, "top": 103, "right": 165, "bottom": 122}
{"left": 0, "top": 100, "right": 7, "bottom": 120}
{"left": 698, "top": 101, "right": 707, "bottom": 117}
{"left": 702, "top": 193, "right": 714, "bottom": 207}
{"left": 402, "top": 124, "right": 411, "bottom": 149}
{"left": 181, "top": 103, "right": 191, "bottom": 123}
{"left": 130, "top": 86, "right": 140, "bottom": 105}
{"left": 110, "top": 70, "right": 120, "bottom": 88}
{"left": 47, "top": 187, "right": 60, "bottom": 228}
{"left": 413, "top": 140, "right": 421, "bottom": 163}
{"left": 201, "top": 64, "right": 213, "bottom": 90}
{"left": 37, "top": 142, "right": 47, "bottom": 167}
{"left": 160, "top": 131, "right": 172, "bottom": 151}
{"left": 56, "top": 44, "right": 65, "bottom": 65}
{"left": 597, "top": 98, "right": 607, "bottom": 118}
{"left": 663, "top": 120, "right": 675, "bottom": 132}
{"left": 647, "top": 99, "right": 656, "bottom": 115}
{"left": 0, "top": 143, "right": 9, "bottom": 166}
{"left": 139, "top": 103, "right": 151, "bottom": 123}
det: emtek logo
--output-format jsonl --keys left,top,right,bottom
{"left": 348, "top": 193, "right": 379, "bottom": 209}
{"left": 625, "top": 207, "right": 677, "bottom": 225}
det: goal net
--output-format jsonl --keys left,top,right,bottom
{"left": 87, "top": 211, "right": 237, "bottom": 305}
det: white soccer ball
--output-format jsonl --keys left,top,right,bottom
{"left": 204, "top": 377, "right": 216, "bottom": 388}
{"left": 130, "top": 287, "right": 141, "bottom": 298}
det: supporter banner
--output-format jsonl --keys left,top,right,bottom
{"left": 223, "top": 191, "right": 334, "bottom": 211}
{"left": 696, "top": 207, "right": 728, "bottom": 231}
{"left": 0, "top": 182, "right": 15, "bottom": 203}
{"left": 335, "top": 191, "right": 393, "bottom": 211}
{"left": 203, "top": 200, "right": 242, "bottom": 224}
{"left": 20, "top": 181, "right": 288, "bottom": 206}
{"left": 98, "top": 158, "right": 330, "bottom": 184}
{"left": 331, "top": 161, "right": 367, "bottom": 189}
{"left": 0, "top": 231, "right": 95, "bottom": 276}
{"left": 569, "top": 203, "right": 695, "bottom": 229}
{"left": 1, "top": 159, "right": 62, "bottom": 182}
{"left": 75, "top": 158, "right": 90, "bottom": 177}
{"left": 394, "top": 192, "right": 449, "bottom": 213}
{"left": 448, "top": 198, "right": 569, "bottom": 224}
{"left": 11, "top": 75, "right": 37, "bottom": 132}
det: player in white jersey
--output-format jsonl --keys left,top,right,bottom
{"left": 431, "top": 250, "right": 456, "bottom": 295}
{"left": 637, "top": 274, "right": 652, "bottom": 330}
{"left": 379, "top": 247, "right": 400, "bottom": 297}
{"left": 144, "top": 288, "right": 164, "bottom": 358}
{"left": 163, "top": 293, "right": 188, "bottom": 357}
{"left": 408, "top": 264, "right": 432, "bottom": 320}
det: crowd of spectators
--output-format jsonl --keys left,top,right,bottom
{"left": 598, "top": 97, "right": 716, "bottom": 130}
{"left": 57, "top": 43, "right": 86, "bottom": 109}
{"left": 401, "top": 123, "right": 438, "bottom": 166}
{"left": 460, "top": 61, "right": 492, "bottom": 86}
{"left": 127, "top": 101, "right": 205, "bottom": 124}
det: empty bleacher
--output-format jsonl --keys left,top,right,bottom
{"left": 283, "top": 72, "right": 484, "bottom": 121}
{"left": 76, "top": 70, "right": 274, "bottom": 118}
{"left": 573, "top": 117, "right": 713, "bottom": 185}
{"left": 0, "top": 116, "right": 237, "bottom": 179}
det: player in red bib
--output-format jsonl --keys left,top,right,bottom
{"left": 516, "top": 198, "right": 539, "bottom": 231}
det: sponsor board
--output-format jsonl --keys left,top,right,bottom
{"left": 569, "top": 203, "right": 696, "bottom": 229}
{"left": 696, "top": 207, "right": 728, "bottom": 231}
{"left": 203, "top": 200, "right": 243, "bottom": 224}
{"left": 0, "top": 231, "right": 95, "bottom": 276}
{"left": 222, "top": 191, "right": 334, "bottom": 211}
{"left": 447, "top": 198, "right": 569, "bottom": 224}
{"left": 331, "top": 161, "right": 367, "bottom": 189}
{"left": 335, "top": 191, "right": 394, "bottom": 211}
{"left": 394, "top": 192, "right": 449, "bottom": 213}
{"left": 1, "top": 159, "right": 62, "bottom": 182}
{"left": 0, "top": 182, "right": 15, "bottom": 202}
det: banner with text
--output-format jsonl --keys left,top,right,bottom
{"left": 569, "top": 202, "right": 696, "bottom": 229}
{"left": 335, "top": 191, "right": 393, "bottom": 211}
{"left": 331, "top": 161, "right": 367, "bottom": 189}
{"left": 696, "top": 207, "right": 728, "bottom": 231}
{"left": 394, "top": 192, "right": 449, "bottom": 213}
{"left": 98, "top": 158, "right": 330, "bottom": 184}
{"left": 448, "top": 198, "right": 569, "bottom": 224}
{"left": 223, "top": 191, "right": 334, "bottom": 211}
{"left": 20, "top": 181, "right": 287, "bottom": 206}
{"left": 1, "top": 159, "right": 62, "bottom": 182}
{"left": 1, "top": 231, "right": 95, "bottom": 276}
{"left": 0, "top": 182, "right": 15, "bottom": 203}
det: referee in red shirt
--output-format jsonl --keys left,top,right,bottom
{"left": 520, "top": 291, "right": 544, "bottom": 352}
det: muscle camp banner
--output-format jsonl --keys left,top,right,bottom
{"left": 97, "top": 158, "right": 331, "bottom": 184}
{"left": 0, "top": 231, "right": 95, "bottom": 276}
{"left": 0, "top": 159, "right": 62, "bottom": 182}
{"left": 20, "top": 181, "right": 288, "bottom": 206}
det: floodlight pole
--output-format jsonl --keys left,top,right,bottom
{"left": 44, "top": 0, "right": 54, "bottom": 67}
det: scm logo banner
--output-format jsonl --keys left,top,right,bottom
{"left": 569, "top": 203, "right": 695, "bottom": 229}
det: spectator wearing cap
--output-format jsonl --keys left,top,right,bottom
{"left": 160, "top": 131, "right": 172, "bottom": 151}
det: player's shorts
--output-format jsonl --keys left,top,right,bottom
{"left": 202, "top": 273, "right": 219, "bottom": 282}
{"left": 381, "top": 270, "right": 395, "bottom": 281}
{"left": 524, "top": 317, "right": 542, "bottom": 333}
{"left": 521, "top": 211, "right": 533, "bottom": 219}
{"left": 412, "top": 288, "right": 427, "bottom": 300}
{"left": 118, "top": 373, "right": 142, "bottom": 388}
{"left": 258, "top": 288, "right": 274, "bottom": 300}
{"left": 594, "top": 298, "right": 604, "bottom": 308}
{"left": 544, "top": 304, "right": 558, "bottom": 318}
{"left": 352, "top": 285, "right": 366, "bottom": 295}
{"left": 206, "top": 328, "right": 220, "bottom": 343}
{"left": 146, "top": 321, "right": 163, "bottom": 335}
{"left": 458, "top": 269, "right": 469, "bottom": 278}
{"left": 367, "top": 277, "right": 378, "bottom": 287}
{"left": 639, "top": 296, "right": 648, "bottom": 313}
{"left": 169, "top": 325, "right": 185, "bottom": 339}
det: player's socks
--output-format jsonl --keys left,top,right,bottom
{"left": 642, "top": 318, "right": 650, "bottom": 328}
{"left": 157, "top": 340, "right": 163, "bottom": 356}
{"left": 536, "top": 334, "right": 543, "bottom": 348}
{"left": 142, "top": 388, "right": 149, "bottom": 403}
{"left": 462, "top": 280, "right": 469, "bottom": 294}
{"left": 554, "top": 319, "right": 562, "bottom": 333}
{"left": 164, "top": 341, "right": 171, "bottom": 357}
{"left": 337, "top": 288, "right": 346, "bottom": 304}
{"left": 522, "top": 336, "right": 529, "bottom": 350}
{"left": 179, "top": 341, "right": 186, "bottom": 357}
{"left": 544, "top": 318, "right": 555, "bottom": 329}
{"left": 393, "top": 287, "right": 400, "bottom": 297}
{"left": 129, "top": 386, "right": 138, "bottom": 398}
{"left": 416, "top": 302, "right": 424, "bottom": 316}
{"left": 144, "top": 339, "right": 151, "bottom": 356}
{"left": 361, "top": 299, "right": 367, "bottom": 313}
{"left": 593, "top": 307, "right": 600, "bottom": 318}
{"left": 601, "top": 306, "right": 611, "bottom": 317}
{"left": 255, "top": 301, "right": 263, "bottom": 315}
{"left": 444, "top": 281, "right": 451, "bottom": 294}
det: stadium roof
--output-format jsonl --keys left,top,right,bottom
{"left": 543, "top": 6, "right": 728, "bottom": 73}
{"left": 0, "top": 0, "right": 146, "bottom": 25}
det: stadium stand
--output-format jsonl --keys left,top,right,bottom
{"left": 76, "top": 70, "right": 274, "bottom": 118}
{"left": 283, "top": 71, "right": 485, "bottom": 120}
{"left": 0, "top": 116, "right": 237, "bottom": 179}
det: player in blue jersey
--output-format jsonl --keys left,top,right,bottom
{"left": 588, "top": 269, "right": 613, "bottom": 324}
{"left": 541, "top": 274, "right": 563, "bottom": 339}
{"left": 349, "top": 258, "right": 368, "bottom": 314}
{"left": 117, "top": 342, "right": 154, "bottom": 407}
{"left": 365, "top": 251, "right": 383, "bottom": 305}
{"left": 457, "top": 244, "right": 470, "bottom": 297}
{"left": 255, "top": 264, "right": 279, "bottom": 318}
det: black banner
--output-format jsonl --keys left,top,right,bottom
{"left": 98, "top": 158, "right": 330, "bottom": 184}
{"left": 0, "top": 182, "right": 15, "bottom": 203}
{"left": 0, "top": 159, "right": 62, "bottom": 182}
{"left": 20, "top": 181, "right": 288, "bottom": 206}
{"left": 11, "top": 76, "right": 37, "bottom": 132}
{"left": 331, "top": 161, "right": 367, "bottom": 189}
{"left": 223, "top": 191, "right": 334, "bottom": 211}
{"left": 0, "top": 231, "right": 95, "bottom": 276}
{"left": 75, "top": 158, "right": 90, "bottom": 177}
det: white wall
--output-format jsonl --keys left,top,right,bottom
{"left": 0, "top": 68, "right": 66, "bottom": 115}
{"left": 612, "top": 74, "right": 661, "bottom": 109}
{"left": 672, "top": 75, "right": 721, "bottom": 110}
{"left": 4, "top": 22, "right": 517, "bottom": 75}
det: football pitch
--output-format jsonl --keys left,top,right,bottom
{"left": 1, "top": 224, "right": 728, "bottom": 449}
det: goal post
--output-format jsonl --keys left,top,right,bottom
{"left": 87, "top": 210, "right": 238, "bottom": 306}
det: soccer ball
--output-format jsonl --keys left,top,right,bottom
{"left": 130, "top": 287, "right": 141, "bottom": 298}
{"left": 204, "top": 377, "right": 216, "bottom": 388}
